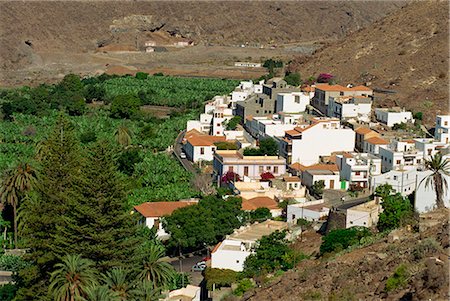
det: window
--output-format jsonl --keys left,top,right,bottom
{"left": 274, "top": 166, "right": 279, "bottom": 174}
{"left": 244, "top": 166, "right": 249, "bottom": 176}
{"left": 350, "top": 221, "right": 353, "bottom": 224}
{"left": 259, "top": 166, "right": 264, "bottom": 174}
{"left": 396, "top": 160, "right": 401, "bottom": 164}
{"left": 445, "top": 121, "right": 448, "bottom": 126}
{"left": 266, "top": 166, "right": 271, "bottom": 171}
{"left": 200, "top": 147, "right": 205, "bottom": 155}
{"left": 355, "top": 171, "right": 361, "bottom": 176}
{"left": 228, "top": 166, "right": 234, "bottom": 172}
{"left": 340, "top": 91, "right": 344, "bottom": 96}
{"left": 428, "top": 149, "right": 432, "bottom": 155}
{"left": 236, "top": 260, "right": 240, "bottom": 263}
{"left": 264, "top": 110, "right": 267, "bottom": 114}
{"left": 417, "top": 159, "right": 421, "bottom": 164}
{"left": 393, "top": 176, "right": 397, "bottom": 180}
{"left": 217, "top": 123, "right": 221, "bottom": 127}
{"left": 294, "top": 95, "right": 300, "bottom": 103}
{"left": 292, "top": 214, "right": 296, "bottom": 220}
{"left": 256, "top": 110, "right": 259, "bottom": 114}
{"left": 153, "top": 219, "right": 160, "bottom": 229}
{"left": 216, "top": 131, "right": 220, "bottom": 135}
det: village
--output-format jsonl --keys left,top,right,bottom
{"left": 132, "top": 77, "right": 450, "bottom": 300}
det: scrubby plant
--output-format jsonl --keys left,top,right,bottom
{"left": 385, "top": 264, "right": 409, "bottom": 292}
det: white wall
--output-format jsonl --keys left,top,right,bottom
{"left": 276, "top": 92, "right": 310, "bottom": 113}
{"left": 415, "top": 172, "right": 450, "bottom": 213}
{"left": 375, "top": 109, "right": 413, "bottom": 127}
{"left": 287, "top": 200, "right": 330, "bottom": 223}
{"left": 435, "top": 115, "right": 450, "bottom": 143}
{"left": 290, "top": 123, "right": 355, "bottom": 165}
{"left": 211, "top": 240, "right": 251, "bottom": 272}
{"left": 302, "top": 172, "right": 340, "bottom": 189}
{"left": 371, "top": 169, "right": 418, "bottom": 196}
{"left": 145, "top": 217, "right": 169, "bottom": 238}
{"left": 346, "top": 206, "right": 380, "bottom": 228}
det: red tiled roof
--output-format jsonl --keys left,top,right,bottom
{"left": 134, "top": 201, "right": 197, "bottom": 217}
{"left": 315, "top": 84, "right": 372, "bottom": 92}
{"left": 355, "top": 127, "right": 373, "bottom": 135}
{"left": 187, "top": 135, "right": 226, "bottom": 146}
{"left": 283, "top": 176, "right": 301, "bottom": 182}
{"left": 365, "top": 136, "right": 389, "bottom": 145}
{"left": 211, "top": 242, "right": 222, "bottom": 254}
{"left": 241, "top": 197, "right": 279, "bottom": 211}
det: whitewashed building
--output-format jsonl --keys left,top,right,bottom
{"left": 336, "top": 152, "right": 381, "bottom": 189}
{"left": 375, "top": 108, "right": 414, "bottom": 127}
{"left": 245, "top": 114, "right": 301, "bottom": 139}
{"left": 287, "top": 199, "right": 330, "bottom": 223}
{"left": 434, "top": 115, "right": 450, "bottom": 144}
{"left": 379, "top": 140, "right": 424, "bottom": 172}
{"left": 371, "top": 168, "right": 418, "bottom": 196}
{"left": 363, "top": 136, "right": 390, "bottom": 156}
{"left": 280, "top": 118, "right": 355, "bottom": 165}
{"left": 211, "top": 220, "right": 287, "bottom": 271}
{"left": 327, "top": 96, "right": 372, "bottom": 122}
{"left": 213, "top": 150, "right": 286, "bottom": 182}
{"left": 345, "top": 200, "right": 381, "bottom": 228}
{"left": 275, "top": 92, "right": 311, "bottom": 113}
{"left": 183, "top": 130, "right": 226, "bottom": 162}
{"left": 415, "top": 171, "right": 450, "bottom": 213}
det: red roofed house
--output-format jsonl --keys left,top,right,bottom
{"left": 363, "top": 136, "right": 390, "bottom": 156}
{"left": 134, "top": 200, "right": 198, "bottom": 240}
{"left": 355, "top": 126, "right": 380, "bottom": 152}
{"left": 241, "top": 196, "right": 282, "bottom": 217}
{"left": 311, "top": 84, "right": 373, "bottom": 115}
{"left": 183, "top": 130, "right": 227, "bottom": 162}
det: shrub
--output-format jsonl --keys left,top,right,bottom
{"left": 233, "top": 278, "right": 254, "bottom": 296}
{"left": 413, "top": 112, "right": 423, "bottom": 120}
{"left": 284, "top": 72, "right": 301, "bottom": 86}
{"left": 320, "top": 227, "right": 372, "bottom": 255}
{"left": 110, "top": 94, "right": 141, "bottom": 119}
{"left": 311, "top": 180, "right": 325, "bottom": 197}
{"left": 221, "top": 171, "right": 241, "bottom": 183}
{"left": 225, "top": 116, "right": 242, "bottom": 130}
{"left": 316, "top": 73, "right": 334, "bottom": 83}
{"left": 135, "top": 72, "right": 149, "bottom": 80}
{"left": 392, "top": 122, "right": 408, "bottom": 130}
{"left": 260, "top": 172, "right": 275, "bottom": 181}
{"left": 377, "top": 190, "right": 414, "bottom": 232}
{"left": 249, "top": 207, "right": 272, "bottom": 223}
{"left": 0, "top": 284, "right": 17, "bottom": 301}
{"left": 79, "top": 130, "right": 97, "bottom": 144}
{"left": 204, "top": 268, "right": 238, "bottom": 290}
{"left": 214, "top": 141, "right": 238, "bottom": 150}
{"left": 385, "top": 264, "right": 409, "bottom": 292}
{"left": 412, "top": 238, "right": 443, "bottom": 260}
{"left": 296, "top": 218, "right": 311, "bottom": 227}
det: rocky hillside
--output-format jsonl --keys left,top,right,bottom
{"left": 0, "top": 1, "right": 403, "bottom": 70}
{"left": 289, "top": 0, "right": 449, "bottom": 123}
{"left": 241, "top": 209, "right": 449, "bottom": 301}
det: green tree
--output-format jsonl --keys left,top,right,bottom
{"left": 110, "top": 95, "right": 141, "bottom": 119}
{"left": 311, "top": 180, "right": 325, "bottom": 197}
{"left": 102, "top": 268, "right": 132, "bottom": 301}
{"left": 18, "top": 115, "right": 84, "bottom": 299}
{"left": 243, "top": 230, "right": 292, "bottom": 277}
{"left": 84, "top": 85, "right": 106, "bottom": 103}
{"left": 320, "top": 227, "right": 371, "bottom": 254}
{"left": 420, "top": 152, "right": 450, "bottom": 209}
{"left": 117, "top": 149, "right": 142, "bottom": 176}
{"left": 249, "top": 207, "right": 272, "bottom": 223}
{"left": 0, "top": 162, "right": 36, "bottom": 247}
{"left": 138, "top": 244, "right": 175, "bottom": 288}
{"left": 135, "top": 72, "right": 149, "bottom": 80}
{"left": 77, "top": 285, "right": 120, "bottom": 301}
{"left": 284, "top": 72, "right": 301, "bottom": 86}
{"left": 377, "top": 187, "right": 413, "bottom": 232}
{"left": 48, "top": 255, "right": 98, "bottom": 301}
{"left": 129, "top": 281, "right": 161, "bottom": 301}
{"left": 259, "top": 138, "right": 278, "bottom": 156}
{"left": 225, "top": 116, "right": 242, "bottom": 130}
{"left": 54, "top": 141, "right": 143, "bottom": 273}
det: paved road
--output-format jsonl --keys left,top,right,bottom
{"left": 335, "top": 195, "right": 372, "bottom": 210}
{"left": 170, "top": 255, "right": 205, "bottom": 286}
{"left": 173, "top": 130, "right": 198, "bottom": 174}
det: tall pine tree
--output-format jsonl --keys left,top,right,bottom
{"left": 17, "top": 114, "right": 84, "bottom": 300}
{"left": 54, "top": 140, "right": 142, "bottom": 273}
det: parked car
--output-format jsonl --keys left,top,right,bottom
{"left": 191, "top": 262, "right": 206, "bottom": 272}
{"left": 180, "top": 151, "right": 187, "bottom": 159}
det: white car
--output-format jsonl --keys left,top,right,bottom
{"left": 180, "top": 151, "right": 187, "bottom": 159}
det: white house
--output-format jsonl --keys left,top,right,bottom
{"left": 245, "top": 115, "right": 298, "bottom": 139}
{"left": 363, "top": 136, "right": 390, "bottom": 156}
{"left": 336, "top": 152, "right": 381, "bottom": 189}
{"left": 434, "top": 115, "right": 450, "bottom": 144}
{"left": 213, "top": 150, "right": 286, "bottom": 182}
{"left": 375, "top": 108, "right": 413, "bottom": 127}
{"left": 415, "top": 171, "right": 450, "bottom": 213}
{"left": 327, "top": 96, "right": 372, "bottom": 122}
{"left": 287, "top": 199, "right": 330, "bottom": 223}
{"left": 133, "top": 200, "right": 198, "bottom": 240}
{"left": 275, "top": 92, "right": 311, "bottom": 113}
{"left": 231, "top": 80, "right": 264, "bottom": 105}
{"left": 290, "top": 163, "right": 342, "bottom": 190}
{"left": 379, "top": 140, "right": 424, "bottom": 172}
{"left": 183, "top": 130, "right": 226, "bottom": 162}
{"left": 345, "top": 200, "right": 381, "bottom": 228}
{"left": 211, "top": 220, "right": 287, "bottom": 271}
{"left": 414, "top": 138, "right": 449, "bottom": 161}
{"left": 371, "top": 168, "right": 419, "bottom": 196}
{"left": 280, "top": 118, "right": 355, "bottom": 165}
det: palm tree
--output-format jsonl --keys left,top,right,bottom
{"left": 49, "top": 255, "right": 98, "bottom": 301}
{"left": 0, "top": 162, "right": 36, "bottom": 247}
{"left": 76, "top": 285, "right": 120, "bottom": 301}
{"left": 115, "top": 124, "right": 132, "bottom": 147}
{"left": 102, "top": 268, "right": 131, "bottom": 301}
{"left": 420, "top": 152, "right": 450, "bottom": 209}
{"left": 138, "top": 244, "right": 176, "bottom": 288}
{"left": 130, "top": 280, "right": 162, "bottom": 301}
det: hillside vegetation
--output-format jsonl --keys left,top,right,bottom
{"left": 289, "top": 0, "right": 449, "bottom": 123}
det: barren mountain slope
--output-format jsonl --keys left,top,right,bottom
{"left": 0, "top": 1, "right": 404, "bottom": 70}
{"left": 290, "top": 0, "right": 449, "bottom": 121}
{"left": 241, "top": 209, "right": 449, "bottom": 301}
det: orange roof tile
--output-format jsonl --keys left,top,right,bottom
{"left": 285, "top": 129, "right": 301, "bottom": 136}
{"left": 186, "top": 133, "right": 226, "bottom": 147}
{"left": 355, "top": 127, "right": 373, "bottom": 135}
{"left": 241, "top": 197, "right": 279, "bottom": 211}
{"left": 211, "top": 242, "right": 222, "bottom": 254}
{"left": 134, "top": 201, "right": 197, "bottom": 217}
{"left": 246, "top": 115, "right": 254, "bottom": 121}
{"left": 290, "top": 162, "right": 306, "bottom": 171}
{"left": 365, "top": 136, "right": 389, "bottom": 145}
{"left": 402, "top": 139, "right": 416, "bottom": 143}
{"left": 315, "top": 84, "right": 372, "bottom": 92}
{"left": 283, "top": 176, "right": 301, "bottom": 182}
{"left": 303, "top": 163, "right": 339, "bottom": 172}
{"left": 302, "top": 85, "right": 315, "bottom": 92}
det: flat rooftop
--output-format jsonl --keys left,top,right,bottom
{"left": 228, "top": 220, "right": 287, "bottom": 242}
